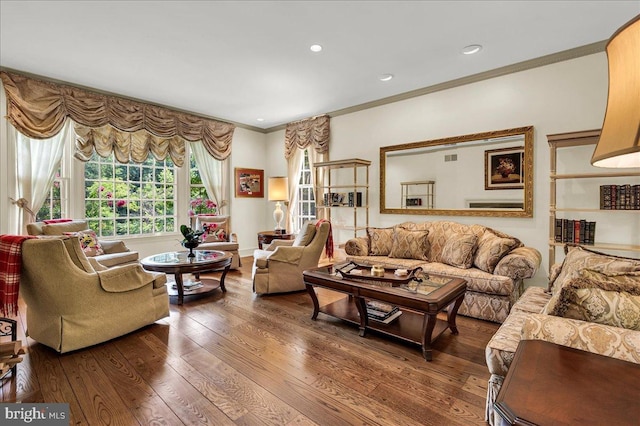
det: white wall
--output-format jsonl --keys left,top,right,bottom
{"left": 266, "top": 52, "right": 630, "bottom": 288}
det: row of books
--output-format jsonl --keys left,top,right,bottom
{"left": 600, "top": 184, "right": 640, "bottom": 210}
{"left": 554, "top": 219, "right": 596, "bottom": 244}
{"left": 366, "top": 300, "right": 402, "bottom": 324}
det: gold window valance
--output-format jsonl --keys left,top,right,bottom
{"left": 74, "top": 123, "right": 186, "bottom": 166}
{"left": 0, "top": 70, "right": 234, "bottom": 162}
{"left": 284, "top": 114, "right": 330, "bottom": 159}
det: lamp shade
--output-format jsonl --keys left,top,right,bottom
{"left": 591, "top": 14, "right": 640, "bottom": 168}
{"left": 268, "top": 177, "right": 289, "bottom": 201}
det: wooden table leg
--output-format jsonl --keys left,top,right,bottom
{"left": 447, "top": 293, "right": 465, "bottom": 335}
{"left": 218, "top": 264, "right": 230, "bottom": 292}
{"left": 306, "top": 284, "right": 320, "bottom": 320}
{"left": 174, "top": 273, "right": 184, "bottom": 305}
{"left": 421, "top": 313, "right": 437, "bottom": 361}
{"left": 355, "top": 297, "right": 368, "bottom": 337}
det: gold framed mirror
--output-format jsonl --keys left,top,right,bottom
{"left": 380, "top": 126, "right": 533, "bottom": 217}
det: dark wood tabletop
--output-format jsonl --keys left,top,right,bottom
{"left": 494, "top": 339, "right": 640, "bottom": 426}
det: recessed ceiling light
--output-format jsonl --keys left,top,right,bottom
{"left": 462, "top": 44, "right": 483, "bottom": 55}
{"left": 257, "top": 118, "right": 265, "bottom": 122}
{"left": 310, "top": 44, "right": 322, "bottom": 53}
{"left": 379, "top": 73, "right": 394, "bottom": 82}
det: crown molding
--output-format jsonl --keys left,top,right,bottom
{"left": 264, "top": 40, "right": 607, "bottom": 134}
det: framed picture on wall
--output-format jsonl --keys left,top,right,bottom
{"left": 235, "top": 168, "right": 264, "bottom": 198}
{"left": 485, "top": 146, "right": 525, "bottom": 190}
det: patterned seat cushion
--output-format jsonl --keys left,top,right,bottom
{"left": 420, "top": 262, "right": 515, "bottom": 296}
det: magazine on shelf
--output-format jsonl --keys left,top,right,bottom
{"left": 172, "top": 280, "right": 203, "bottom": 291}
{"left": 365, "top": 300, "right": 401, "bottom": 323}
{"left": 369, "top": 310, "right": 403, "bottom": 324}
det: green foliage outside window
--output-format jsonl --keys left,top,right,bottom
{"left": 85, "top": 153, "right": 176, "bottom": 236}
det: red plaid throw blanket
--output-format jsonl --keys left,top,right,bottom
{"left": 315, "top": 219, "right": 334, "bottom": 259}
{"left": 0, "top": 235, "right": 35, "bottom": 315}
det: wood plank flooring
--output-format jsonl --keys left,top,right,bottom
{"left": 1, "top": 257, "right": 498, "bottom": 425}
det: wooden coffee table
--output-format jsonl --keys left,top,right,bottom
{"left": 141, "top": 250, "right": 232, "bottom": 305}
{"left": 494, "top": 339, "right": 640, "bottom": 425}
{"left": 303, "top": 264, "right": 466, "bottom": 361}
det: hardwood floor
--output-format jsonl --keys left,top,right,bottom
{"left": 1, "top": 257, "right": 498, "bottom": 425}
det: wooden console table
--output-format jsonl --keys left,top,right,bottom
{"left": 495, "top": 339, "right": 640, "bottom": 425}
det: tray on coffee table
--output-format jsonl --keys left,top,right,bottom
{"left": 334, "top": 261, "right": 424, "bottom": 286}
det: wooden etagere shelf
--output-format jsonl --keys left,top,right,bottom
{"left": 547, "top": 129, "right": 640, "bottom": 270}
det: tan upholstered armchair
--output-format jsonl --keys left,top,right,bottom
{"left": 26, "top": 220, "right": 138, "bottom": 268}
{"left": 252, "top": 220, "right": 330, "bottom": 295}
{"left": 194, "top": 215, "right": 241, "bottom": 269}
{"left": 20, "top": 236, "right": 169, "bottom": 353}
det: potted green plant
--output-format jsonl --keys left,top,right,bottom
{"left": 180, "top": 224, "right": 205, "bottom": 257}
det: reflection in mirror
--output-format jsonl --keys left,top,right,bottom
{"left": 380, "top": 126, "right": 533, "bottom": 217}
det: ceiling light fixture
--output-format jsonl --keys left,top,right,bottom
{"left": 310, "top": 44, "right": 322, "bottom": 53}
{"left": 379, "top": 74, "right": 394, "bottom": 82}
{"left": 257, "top": 118, "right": 265, "bottom": 122}
{"left": 462, "top": 44, "right": 483, "bottom": 55}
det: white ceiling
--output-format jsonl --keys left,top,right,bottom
{"left": 1, "top": 1, "right": 639, "bottom": 131}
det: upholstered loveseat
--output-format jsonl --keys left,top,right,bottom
{"left": 27, "top": 220, "right": 138, "bottom": 267}
{"left": 484, "top": 245, "right": 640, "bottom": 425}
{"left": 344, "top": 221, "right": 541, "bottom": 323}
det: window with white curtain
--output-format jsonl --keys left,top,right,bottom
{"left": 36, "top": 166, "right": 66, "bottom": 221}
{"left": 295, "top": 150, "right": 316, "bottom": 230}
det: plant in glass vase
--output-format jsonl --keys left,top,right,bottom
{"left": 180, "top": 224, "right": 205, "bottom": 258}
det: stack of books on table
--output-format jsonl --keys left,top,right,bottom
{"left": 172, "top": 280, "right": 203, "bottom": 292}
{"left": 366, "top": 300, "right": 402, "bottom": 324}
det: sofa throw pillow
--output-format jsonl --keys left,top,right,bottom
{"left": 548, "top": 245, "right": 640, "bottom": 295}
{"left": 202, "top": 222, "right": 228, "bottom": 242}
{"left": 63, "top": 230, "right": 104, "bottom": 257}
{"left": 473, "top": 230, "right": 520, "bottom": 273}
{"left": 544, "top": 271, "right": 640, "bottom": 330}
{"left": 389, "top": 228, "right": 429, "bottom": 260}
{"left": 440, "top": 232, "right": 478, "bottom": 269}
{"left": 367, "top": 227, "right": 394, "bottom": 256}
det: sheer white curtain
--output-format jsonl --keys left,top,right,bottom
{"left": 286, "top": 149, "right": 304, "bottom": 233}
{"left": 191, "top": 141, "right": 228, "bottom": 214}
{"left": 13, "top": 121, "right": 70, "bottom": 233}
{"left": 307, "top": 148, "right": 327, "bottom": 219}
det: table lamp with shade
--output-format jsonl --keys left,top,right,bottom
{"left": 268, "top": 176, "right": 289, "bottom": 233}
{"left": 591, "top": 14, "right": 640, "bottom": 168}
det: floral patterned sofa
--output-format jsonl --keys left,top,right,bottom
{"left": 344, "top": 221, "right": 542, "bottom": 323}
{"left": 484, "top": 245, "right": 640, "bottom": 425}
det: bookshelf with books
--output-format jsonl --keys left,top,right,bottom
{"left": 548, "top": 130, "right": 640, "bottom": 271}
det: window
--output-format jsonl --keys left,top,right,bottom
{"left": 189, "top": 153, "right": 208, "bottom": 201}
{"left": 84, "top": 153, "right": 176, "bottom": 237}
{"left": 296, "top": 150, "right": 316, "bottom": 231}
{"left": 36, "top": 168, "right": 65, "bottom": 221}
